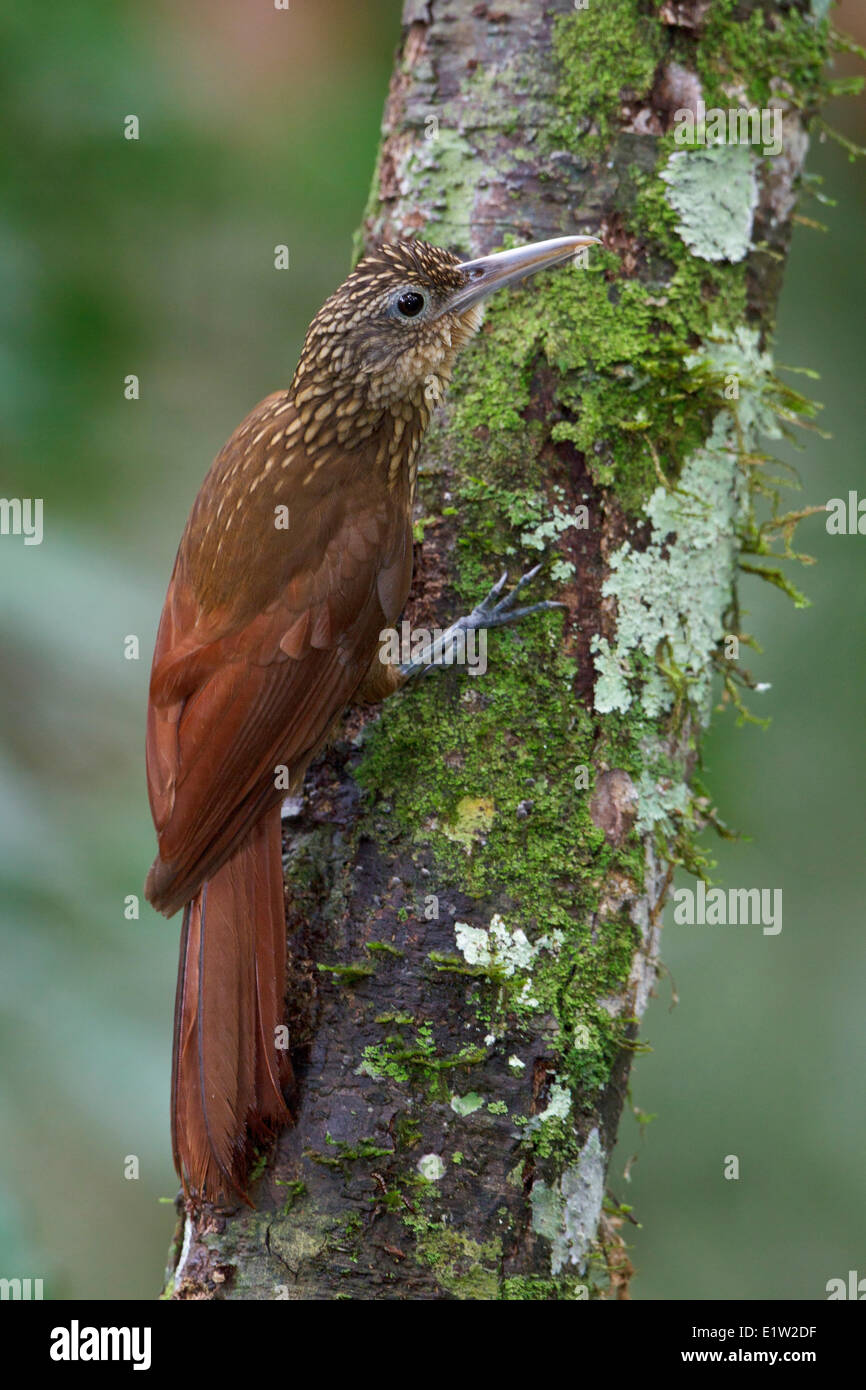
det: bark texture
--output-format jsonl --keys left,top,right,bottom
{"left": 165, "top": 0, "right": 833, "bottom": 1299}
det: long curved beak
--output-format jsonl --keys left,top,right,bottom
{"left": 447, "top": 234, "right": 601, "bottom": 313}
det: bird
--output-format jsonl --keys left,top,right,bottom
{"left": 145, "top": 231, "right": 599, "bottom": 1210}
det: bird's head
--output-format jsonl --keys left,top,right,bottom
{"left": 293, "top": 234, "right": 600, "bottom": 429}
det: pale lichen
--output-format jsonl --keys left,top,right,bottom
{"left": 592, "top": 323, "right": 783, "bottom": 723}
{"left": 530, "top": 1128, "right": 606, "bottom": 1276}
{"left": 524, "top": 1080, "right": 572, "bottom": 1134}
{"left": 552, "top": 1129, "right": 606, "bottom": 1276}
{"left": 592, "top": 425, "right": 744, "bottom": 719}
{"left": 417, "top": 1153, "right": 446, "bottom": 1182}
{"left": 660, "top": 144, "right": 758, "bottom": 263}
{"left": 454, "top": 913, "right": 563, "bottom": 979}
{"left": 450, "top": 1092, "right": 484, "bottom": 1117}
{"left": 633, "top": 766, "right": 693, "bottom": 839}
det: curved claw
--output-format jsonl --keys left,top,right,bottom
{"left": 476, "top": 565, "right": 535, "bottom": 610}
{"left": 490, "top": 600, "right": 565, "bottom": 625}
{"left": 511, "top": 562, "right": 543, "bottom": 592}
{"left": 515, "top": 599, "right": 566, "bottom": 616}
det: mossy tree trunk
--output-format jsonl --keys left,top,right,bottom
{"left": 166, "top": 0, "right": 835, "bottom": 1299}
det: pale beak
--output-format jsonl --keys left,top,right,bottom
{"left": 447, "top": 234, "right": 601, "bottom": 313}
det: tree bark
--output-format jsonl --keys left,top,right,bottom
{"left": 165, "top": 0, "right": 834, "bottom": 1299}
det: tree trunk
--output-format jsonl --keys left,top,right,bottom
{"left": 165, "top": 0, "right": 834, "bottom": 1299}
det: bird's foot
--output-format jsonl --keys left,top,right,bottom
{"left": 399, "top": 564, "right": 565, "bottom": 679}
{"left": 456, "top": 564, "right": 565, "bottom": 633}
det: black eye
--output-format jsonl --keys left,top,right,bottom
{"left": 396, "top": 290, "right": 426, "bottom": 318}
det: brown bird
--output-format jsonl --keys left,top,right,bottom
{"left": 145, "top": 232, "right": 599, "bottom": 1209}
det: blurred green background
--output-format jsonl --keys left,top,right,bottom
{"left": 0, "top": 1, "right": 862, "bottom": 1300}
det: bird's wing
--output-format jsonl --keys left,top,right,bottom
{"left": 145, "top": 392, "right": 412, "bottom": 914}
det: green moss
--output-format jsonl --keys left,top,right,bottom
{"left": 274, "top": 1178, "right": 307, "bottom": 1216}
{"left": 343, "top": 1211, "right": 364, "bottom": 1239}
{"left": 442, "top": 173, "right": 749, "bottom": 516}
{"left": 246, "top": 1146, "right": 270, "bottom": 1186}
{"left": 365, "top": 939, "right": 404, "bottom": 957}
{"left": 304, "top": 1137, "right": 393, "bottom": 1172}
{"left": 357, "top": 631, "right": 604, "bottom": 925}
{"left": 358, "top": 1020, "right": 487, "bottom": 1095}
{"left": 391, "top": 1110, "right": 421, "bottom": 1151}
{"left": 317, "top": 961, "right": 375, "bottom": 984}
{"left": 414, "top": 1227, "right": 503, "bottom": 1300}
{"left": 696, "top": 0, "right": 831, "bottom": 111}
{"left": 357, "top": 621, "right": 644, "bottom": 1104}
{"left": 501, "top": 1274, "right": 588, "bottom": 1300}
{"left": 553, "top": 0, "right": 663, "bottom": 152}
{"left": 427, "top": 950, "right": 491, "bottom": 977}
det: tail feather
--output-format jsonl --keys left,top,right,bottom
{"left": 252, "top": 816, "right": 291, "bottom": 1122}
{"left": 170, "top": 806, "right": 292, "bottom": 1207}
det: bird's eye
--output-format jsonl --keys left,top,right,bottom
{"left": 395, "top": 289, "right": 426, "bottom": 318}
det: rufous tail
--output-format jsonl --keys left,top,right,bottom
{"left": 170, "top": 805, "right": 292, "bottom": 1207}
